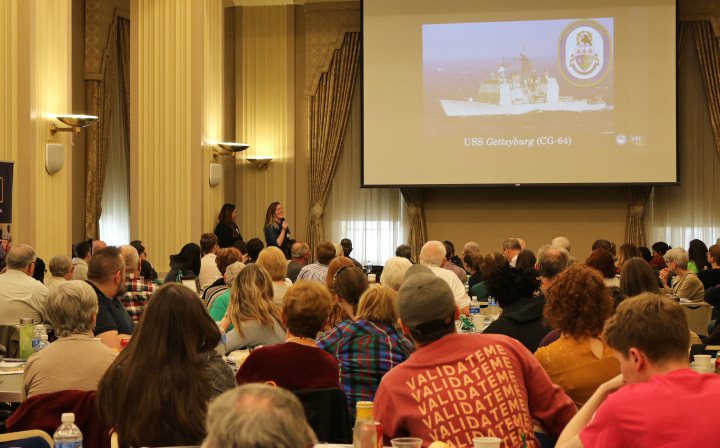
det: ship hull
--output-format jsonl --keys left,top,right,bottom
{"left": 439, "top": 99, "right": 611, "bottom": 116}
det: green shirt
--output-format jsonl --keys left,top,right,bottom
{"left": 208, "top": 290, "right": 233, "bottom": 332}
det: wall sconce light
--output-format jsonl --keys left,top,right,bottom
{"left": 50, "top": 115, "right": 99, "bottom": 136}
{"left": 246, "top": 156, "right": 273, "bottom": 171}
{"left": 213, "top": 142, "right": 250, "bottom": 158}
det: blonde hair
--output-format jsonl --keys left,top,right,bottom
{"left": 257, "top": 247, "right": 288, "bottom": 281}
{"left": 227, "top": 264, "right": 283, "bottom": 337}
{"left": 355, "top": 286, "right": 399, "bottom": 326}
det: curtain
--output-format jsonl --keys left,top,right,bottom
{"left": 307, "top": 32, "right": 362, "bottom": 253}
{"left": 118, "top": 18, "right": 131, "bottom": 173}
{"left": 325, "top": 74, "right": 409, "bottom": 266}
{"left": 625, "top": 186, "right": 652, "bottom": 246}
{"left": 647, "top": 23, "right": 720, "bottom": 247}
{"left": 694, "top": 21, "right": 720, "bottom": 159}
{"left": 85, "top": 17, "right": 120, "bottom": 239}
{"left": 400, "top": 188, "right": 427, "bottom": 263}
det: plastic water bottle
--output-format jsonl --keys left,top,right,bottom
{"left": 32, "top": 324, "right": 47, "bottom": 352}
{"left": 469, "top": 296, "right": 480, "bottom": 316}
{"left": 353, "top": 401, "right": 377, "bottom": 448}
{"left": 487, "top": 297, "right": 501, "bottom": 320}
{"left": 34, "top": 335, "right": 49, "bottom": 352}
{"left": 53, "top": 412, "right": 83, "bottom": 448}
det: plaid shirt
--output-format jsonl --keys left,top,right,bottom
{"left": 297, "top": 262, "right": 329, "bottom": 284}
{"left": 122, "top": 273, "right": 158, "bottom": 322}
{"left": 317, "top": 320, "right": 414, "bottom": 416}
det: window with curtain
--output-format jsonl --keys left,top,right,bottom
{"left": 325, "top": 77, "right": 409, "bottom": 266}
{"left": 646, "top": 24, "right": 720, "bottom": 249}
{"left": 99, "top": 50, "right": 130, "bottom": 246}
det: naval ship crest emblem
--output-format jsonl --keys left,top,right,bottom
{"left": 558, "top": 19, "right": 612, "bottom": 87}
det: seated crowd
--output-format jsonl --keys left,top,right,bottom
{"left": 2, "top": 228, "right": 720, "bottom": 448}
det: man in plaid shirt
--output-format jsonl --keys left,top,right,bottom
{"left": 120, "top": 245, "right": 157, "bottom": 322}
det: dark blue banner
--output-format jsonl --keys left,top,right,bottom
{"left": 0, "top": 161, "right": 14, "bottom": 223}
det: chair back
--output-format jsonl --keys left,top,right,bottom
{"left": 6, "top": 390, "right": 111, "bottom": 448}
{"left": 680, "top": 302, "right": 713, "bottom": 337}
{"left": 292, "top": 387, "right": 352, "bottom": 444}
{"left": 0, "top": 325, "right": 20, "bottom": 358}
{"left": 0, "top": 430, "right": 52, "bottom": 448}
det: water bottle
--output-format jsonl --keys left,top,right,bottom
{"left": 34, "top": 335, "right": 49, "bottom": 352}
{"left": 487, "top": 296, "right": 501, "bottom": 320}
{"left": 18, "top": 318, "right": 35, "bottom": 359}
{"left": 32, "top": 324, "right": 47, "bottom": 352}
{"left": 353, "top": 401, "right": 377, "bottom": 448}
{"left": 53, "top": 412, "right": 83, "bottom": 448}
{"left": 176, "top": 269, "right": 183, "bottom": 283}
{"left": 469, "top": 296, "right": 480, "bottom": 316}
{"left": 216, "top": 323, "right": 226, "bottom": 356}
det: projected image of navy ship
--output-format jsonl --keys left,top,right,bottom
{"left": 439, "top": 45, "right": 611, "bottom": 117}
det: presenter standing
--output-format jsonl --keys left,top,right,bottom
{"left": 263, "top": 202, "right": 290, "bottom": 250}
{"left": 214, "top": 203, "right": 243, "bottom": 248}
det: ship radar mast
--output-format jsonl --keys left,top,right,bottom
{"left": 513, "top": 42, "right": 534, "bottom": 83}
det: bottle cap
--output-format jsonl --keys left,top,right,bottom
{"left": 41, "top": 335, "right": 48, "bottom": 341}
{"left": 61, "top": 413, "right": 75, "bottom": 423}
{"left": 19, "top": 318, "right": 34, "bottom": 324}
{"left": 35, "top": 324, "right": 44, "bottom": 330}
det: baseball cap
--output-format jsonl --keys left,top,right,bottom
{"left": 340, "top": 238, "right": 352, "bottom": 250}
{"left": 402, "top": 263, "right": 432, "bottom": 284}
{"left": 397, "top": 273, "right": 456, "bottom": 336}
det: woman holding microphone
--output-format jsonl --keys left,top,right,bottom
{"left": 263, "top": 202, "right": 290, "bottom": 250}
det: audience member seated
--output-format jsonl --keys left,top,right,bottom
{"left": 687, "top": 238, "right": 711, "bottom": 274}
{"left": 556, "top": 293, "right": 720, "bottom": 448}
{"left": 98, "top": 283, "right": 235, "bottom": 448}
{"left": 551, "top": 236, "right": 576, "bottom": 265}
{"left": 340, "top": 238, "right": 364, "bottom": 269}
{"left": 208, "top": 261, "right": 245, "bottom": 325}
{"left": 379, "top": 256, "right": 412, "bottom": 292}
{"left": 297, "top": 241, "right": 335, "bottom": 284}
{"left": 318, "top": 284, "right": 413, "bottom": 416}
{"left": 502, "top": 237, "right": 522, "bottom": 267}
{"left": 483, "top": 264, "right": 553, "bottom": 352}
{"left": 44, "top": 254, "right": 74, "bottom": 291}
{"left": 649, "top": 241, "right": 669, "bottom": 269}
{"left": 515, "top": 249, "right": 537, "bottom": 270}
{"left": 374, "top": 273, "right": 576, "bottom": 447}
{"left": 198, "top": 233, "right": 222, "bottom": 289}
{"left": 236, "top": 280, "right": 339, "bottom": 390}
{"left": 202, "top": 247, "right": 242, "bottom": 310}
{"left": 214, "top": 203, "right": 243, "bottom": 248}
{"left": 23, "top": 281, "right": 117, "bottom": 399}
{"left": 71, "top": 240, "right": 92, "bottom": 281}
{"left": 591, "top": 239, "right": 612, "bottom": 253}
{"left": 534, "top": 264, "right": 619, "bottom": 408}
{"left": 463, "top": 251, "right": 484, "bottom": 293}
{"left": 442, "top": 240, "right": 465, "bottom": 271}
{"left": 419, "top": 241, "right": 469, "bottom": 315}
{"left": 616, "top": 243, "right": 641, "bottom": 270}
{"left": 119, "top": 245, "right": 157, "bottom": 323}
{"left": 257, "top": 247, "right": 291, "bottom": 306}
{"left": 0, "top": 244, "right": 48, "bottom": 324}
{"left": 698, "top": 244, "right": 720, "bottom": 290}
{"left": 203, "top": 384, "right": 317, "bottom": 448}
{"left": 86, "top": 247, "right": 134, "bottom": 350}
{"left": 639, "top": 246, "right": 653, "bottom": 263}
{"left": 324, "top": 257, "right": 356, "bottom": 329}
{"left": 163, "top": 242, "right": 201, "bottom": 284}
{"left": 442, "top": 242, "right": 466, "bottom": 282}
{"left": 537, "top": 244, "right": 570, "bottom": 293}
{"left": 130, "top": 240, "right": 158, "bottom": 281}
{"left": 619, "top": 257, "right": 660, "bottom": 298}
{"left": 586, "top": 249, "right": 619, "bottom": 287}
{"left": 469, "top": 252, "right": 506, "bottom": 301}
{"left": 245, "top": 238, "right": 265, "bottom": 264}
{"left": 219, "top": 264, "right": 285, "bottom": 352}
{"left": 287, "top": 241, "right": 311, "bottom": 283}
{"left": 660, "top": 247, "right": 705, "bottom": 302}
{"left": 395, "top": 244, "right": 413, "bottom": 262}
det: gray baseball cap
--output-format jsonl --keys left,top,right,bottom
{"left": 397, "top": 273, "right": 456, "bottom": 335}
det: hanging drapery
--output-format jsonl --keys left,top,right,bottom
{"left": 400, "top": 187, "right": 427, "bottom": 263}
{"left": 625, "top": 186, "right": 652, "bottom": 246}
{"left": 85, "top": 16, "right": 121, "bottom": 239}
{"left": 307, "top": 32, "right": 361, "bottom": 253}
{"left": 118, "top": 18, "right": 131, "bottom": 175}
{"left": 693, "top": 21, "right": 720, "bottom": 160}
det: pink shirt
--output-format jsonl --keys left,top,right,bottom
{"left": 580, "top": 368, "right": 720, "bottom": 448}
{"left": 374, "top": 333, "right": 576, "bottom": 448}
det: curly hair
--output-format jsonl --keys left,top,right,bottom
{"left": 545, "top": 264, "right": 613, "bottom": 338}
{"left": 484, "top": 264, "right": 540, "bottom": 309}
{"left": 585, "top": 248, "right": 617, "bottom": 279}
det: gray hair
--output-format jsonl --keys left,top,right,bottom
{"left": 45, "top": 281, "right": 99, "bottom": 337}
{"left": 463, "top": 241, "right": 481, "bottom": 254}
{"left": 205, "top": 384, "right": 317, "bottom": 448}
{"left": 381, "top": 256, "right": 413, "bottom": 290}
{"left": 664, "top": 248, "right": 689, "bottom": 269}
{"left": 224, "top": 261, "right": 245, "bottom": 287}
{"left": 291, "top": 242, "right": 310, "bottom": 259}
{"left": 551, "top": 236, "right": 572, "bottom": 253}
{"left": 119, "top": 245, "right": 140, "bottom": 270}
{"left": 332, "top": 242, "right": 343, "bottom": 259}
{"left": 6, "top": 244, "right": 36, "bottom": 270}
{"left": 48, "top": 254, "right": 72, "bottom": 277}
{"left": 502, "top": 238, "right": 522, "bottom": 251}
{"left": 537, "top": 244, "right": 569, "bottom": 279}
{"left": 419, "top": 241, "right": 446, "bottom": 267}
